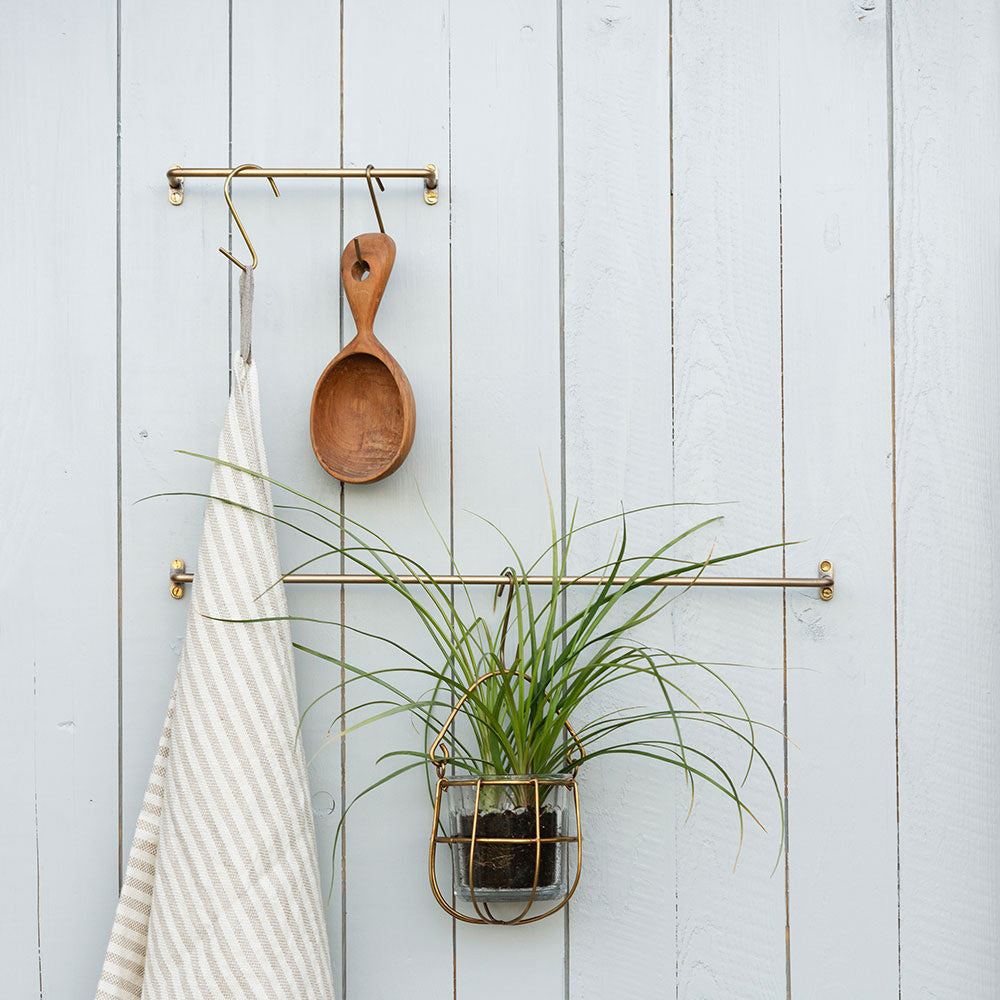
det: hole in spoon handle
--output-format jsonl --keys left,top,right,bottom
{"left": 342, "top": 233, "right": 396, "bottom": 336}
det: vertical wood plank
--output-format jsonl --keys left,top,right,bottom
{"left": 118, "top": 0, "right": 230, "bottom": 915}
{"left": 0, "top": 2, "right": 118, "bottom": 994}
{"left": 229, "top": 0, "right": 344, "bottom": 982}
{"left": 560, "top": 2, "right": 675, "bottom": 996}
{"left": 893, "top": 2, "right": 1000, "bottom": 994}
{"left": 450, "top": 1, "right": 566, "bottom": 994}
{"left": 670, "top": 3, "right": 786, "bottom": 996}
{"left": 779, "top": 2, "right": 898, "bottom": 996}
{"left": 339, "top": 0, "right": 454, "bottom": 996}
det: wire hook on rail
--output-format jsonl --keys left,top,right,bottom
{"left": 219, "top": 163, "right": 280, "bottom": 272}
{"left": 354, "top": 164, "right": 387, "bottom": 270}
{"left": 366, "top": 163, "right": 386, "bottom": 233}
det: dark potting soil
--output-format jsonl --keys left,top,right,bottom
{"left": 457, "top": 807, "right": 559, "bottom": 891}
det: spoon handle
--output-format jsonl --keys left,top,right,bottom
{"left": 342, "top": 232, "right": 396, "bottom": 338}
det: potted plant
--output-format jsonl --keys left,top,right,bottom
{"left": 191, "top": 459, "right": 783, "bottom": 923}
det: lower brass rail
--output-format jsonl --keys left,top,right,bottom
{"left": 168, "top": 560, "right": 835, "bottom": 600}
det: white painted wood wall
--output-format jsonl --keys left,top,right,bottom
{"left": 2, "top": 1, "right": 997, "bottom": 996}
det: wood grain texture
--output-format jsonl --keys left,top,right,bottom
{"left": 340, "top": 0, "right": 454, "bottom": 996}
{"left": 0, "top": 3, "right": 119, "bottom": 996}
{"left": 229, "top": 0, "right": 345, "bottom": 987}
{"left": 560, "top": 3, "right": 676, "bottom": 996}
{"left": 893, "top": 2, "right": 1000, "bottom": 995}
{"left": 671, "top": 2, "right": 786, "bottom": 995}
{"left": 780, "top": 2, "right": 899, "bottom": 996}
{"left": 118, "top": 0, "right": 231, "bottom": 935}
{"left": 449, "top": 1, "right": 565, "bottom": 995}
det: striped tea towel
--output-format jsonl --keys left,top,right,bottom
{"left": 97, "top": 270, "right": 335, "bottom": 999}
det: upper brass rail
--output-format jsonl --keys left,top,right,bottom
{"left": 166, "top": 164, "right": 439, "bottom": 205}
{"left": 168, "top": 560, "right": 835, "bottom": 600}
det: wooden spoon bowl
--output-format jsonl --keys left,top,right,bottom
{"left": 310, "top": 233, "right": 416, "bottom": 483}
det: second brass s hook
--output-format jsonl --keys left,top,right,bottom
{"left": 365, "top": 164, "right": 385, "bottom": 235}
{"left": 219, "top": 163, "right": 280, "bottom": 271}
{"left": 354, "top": 165, "right": 385, "bottom": 269}
{"left": 493, "top": 567, "right": 518, "bottom": 670}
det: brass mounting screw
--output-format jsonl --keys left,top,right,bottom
{"left": 167, "top": 163, "right": 184, "bottom": 205}
{"left": 170, "top": 559, "right": 186, "bottom": 599}
{"left": 819, "top": 560, "right": 834, "bottom": 601}
{"left": 424, "top": 163, "right": 438, "bottom": 205}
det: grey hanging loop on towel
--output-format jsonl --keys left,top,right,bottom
{"left": 239, "top": 267, "right": 254, "bottom": 363}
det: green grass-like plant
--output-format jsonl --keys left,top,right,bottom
{"left": 163, "top": 456, "right": 785, "bottom": 880}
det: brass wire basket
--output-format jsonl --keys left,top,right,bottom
{"left": 427, "top": 671, "right": 584, "bottom": 925}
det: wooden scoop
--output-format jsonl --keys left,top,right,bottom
{"left": 310, "top": 233, "right": 416, "bottom": 483}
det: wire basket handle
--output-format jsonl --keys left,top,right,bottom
{"left": 428, "top": 669, "right": 586, "bottom": 778}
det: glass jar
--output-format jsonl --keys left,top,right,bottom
{"left": 446, "top": 775, "right": 572, "bottom": 902}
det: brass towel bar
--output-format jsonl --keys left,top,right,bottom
{"left": 166, "top": 164, "right": 439, "bottom": 206}
{"left": 168, "top": 559, "right": 834, "bottom": 601}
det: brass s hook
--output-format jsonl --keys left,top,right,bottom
{"left": 352, "top": 164, "right": 387, "bottom": 268}
{"left": 365, "top": 164, "right": 386, "bottom": 235}
{"left": 493, "top": 567, "right": 518, "bottom": 670}
{"left": 219, "top": 163, "right": 280, "bottom": 271}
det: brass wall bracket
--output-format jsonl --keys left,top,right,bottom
{"left": 169, "top": 560, "right": 186, "bottom": 599}
{"left": 819, "top": 560, "right": 834, "bottom": 601}
{"left": 165, "top": 163, "right": 439, "bottom": 206}
{"left": 167, "top": 163, "right": 184, "bottom": 205}
{"left": 168, "top": 560, "right": 836, "bottom": 600}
